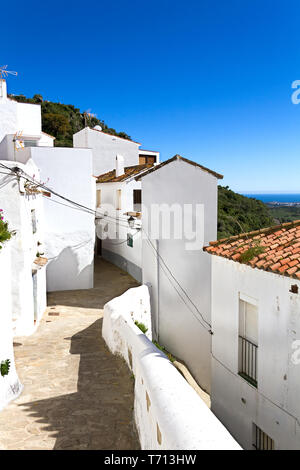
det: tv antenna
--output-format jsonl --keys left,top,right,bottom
{"left": 0, "top": 65, "right": 18, "bottom": 79}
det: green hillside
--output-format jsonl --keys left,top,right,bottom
{"left": 218, "top": 186, "right": 274, "bottom": 239}
{"left": 7, "top": 94, "right": 277, "bottom": 240}
{"left": 8, "top": 93, "right": 131, "bottom": 147}
{"left": 268, "top": 205, "right": 300, "bottom": 224}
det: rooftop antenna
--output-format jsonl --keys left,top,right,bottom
{"left": 0, "top": 65, "right": 18, "bottom": 79}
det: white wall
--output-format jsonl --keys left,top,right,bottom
{"left": 38, "top": 132, "right": 55, "bottom": 147}
{"left": 73, "top": 127, "right": 140, "bottom": 176}
{"left": 24, "top": 147, "right": 96, "bottom": 291}
{"left": 96, "top": 179, "right": 142, "bottom": 281}
{"left": 0, "top": 159, "right": 47, "bottom": 335}
{"left": 0, "top": 244, "right": 23, "bottom": 410}
{"left": 102, "top": 285, "right": 241, "bottom": 450}
{"left": 0, "top": 81, "right": 41, "bottom": 145}
{"left": 211, "top": 255, "right": 300, "bottom": 449}
{"left": 141, "top": 158, "right": 218, "bottom": 393}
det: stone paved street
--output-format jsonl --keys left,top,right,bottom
{"left": 0, "top": 258, "right": 140, "bottom": 450}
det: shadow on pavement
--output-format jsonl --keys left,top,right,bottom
{"left": 21, "top": 319, "right": 140, "bottom": 450}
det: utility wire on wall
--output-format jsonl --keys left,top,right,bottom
{"left": 0, "top": 162, "right": 212, "bottom": 333}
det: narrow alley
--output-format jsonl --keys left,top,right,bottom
{"left": 0, "top": 258, "right": 140, "bottom": 450}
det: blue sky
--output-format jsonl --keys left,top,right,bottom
{"left": 2, "top": 0, "right": 300, "bottom": 192}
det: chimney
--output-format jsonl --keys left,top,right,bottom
{"left": 116, "top": 154, "right": 125, "bottom": 177}
{"left": 0, "top": 80, "right": 7, "bottom": 100}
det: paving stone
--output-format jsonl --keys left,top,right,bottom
{"left": 0, "top": 258, "right": 140, "bottom": 450}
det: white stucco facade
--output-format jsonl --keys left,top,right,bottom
{"left": 210, "top": 255, "right": 300, "bottom": 450}
{"left": 73, "top": 127, "right": 141, "bottom": 176}
{"left": 15, "top": 147, "right": 96, "bottom": 292}
{"left": 0, "top": 160, "right": 47, "bottom": 336}
{"left": 0, "top": 80, "right": 45, "bottom": 146}
{"left": 0, "top": 244, "right": 23, "bottom": 411}
{"left": 102, "top": 285, "right": 241, "bottom": 450}
{"left": 96, "top": 178, "right": 143, "bottom": 282}
{"left": 140, "top": 157, "right": 220, "bottom": 393}
{"left": 0, "top": 80, "right": 54, "bottom": 163}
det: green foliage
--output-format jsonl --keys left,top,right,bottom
{"left": 0, "top": 359, "right": 10, "bottom": 377}
{"left": 153, "top": 341, "right": 175, "bottom": 363}
{"left": 218, "top": 186, "right": 274, "bottom": 239}
{"left": 268, "top": 205, "right": 300, "bottom": 224}
{"left": 43, "top": 113, "right": 71, "bottom": 140}
{"left": 239, "top": 243, "right": 265, "bottom": 263}
{"left": 0, "top": 214, "right": 12, "bottom": 248}
{"left": 9, "top": 94, "right": 132, "bottom": 147}
{"left": 134, "top": 321, "right": 148, "bottom": 334}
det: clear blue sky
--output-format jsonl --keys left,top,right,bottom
{"left": 2, "top": 0, "right": 300, "bottom": 192}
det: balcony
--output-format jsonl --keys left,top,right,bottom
{"left": 238, "top": 335, "right": 258, "bottom": 387}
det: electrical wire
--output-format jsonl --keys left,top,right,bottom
{"left": 142, "top": 227, "right": 212, "bottom": 330}
{"left": 0, "top": 162, "right": 212, "bottom": 333}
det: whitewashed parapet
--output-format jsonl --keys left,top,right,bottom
{"left": 102, "top": 285, "right": 241, "bottom": 450}
{"left": 0, "top": 245, "right": 23, "bottom": 411}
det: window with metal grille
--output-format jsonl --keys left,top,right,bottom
{"left": 238, "top": 299, "right": 258, "bottom": 387}
{"left": 253, "top": 424, "right": 274, "bottom": 450}
{"left": 133, "top": 189, "right": 142, "bottom": 212}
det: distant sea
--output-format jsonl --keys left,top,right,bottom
{"left": 241, "top": 193, "right": 300, "bottom": 204}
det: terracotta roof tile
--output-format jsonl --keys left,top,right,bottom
{"left": 204, "top": 220, "right": 300, "bottom": 280}
{"left": 96, "top": 164, "right": 154, "bottom": 183}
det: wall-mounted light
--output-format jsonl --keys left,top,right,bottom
{"left": 128, "top": 216, "right": 135, "bottom": 229}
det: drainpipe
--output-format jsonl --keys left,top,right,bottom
{"left": 156, "top": 238, "right": 160, "bottom": 343}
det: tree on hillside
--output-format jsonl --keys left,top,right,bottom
{"left": 42, "top": 113, "right": 71, "bottom": 140}
{"left": 9, "top": 93, "right": 132, "bottom": 146}
{"left": 217, "top": 185, "right": 274, "bottom": 239}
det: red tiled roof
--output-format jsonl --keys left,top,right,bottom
{"left": 96, "top": 164, "right": 154, "bottom": 183}
{"left": 135, "top": 155, "right": 223, "bottom": 180}
{"left": 204, "top": 220, "right": 300, "bottom": 279}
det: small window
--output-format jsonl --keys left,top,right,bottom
{"left": 133, "top": 189, "right": 142, "bottom": 212}
{"left": 116, "top": 189, "right": 122, "bottom": 210}
{"left": 253, "top": 424, "right": 274, "bottom": 450}
{"left": 127, "top": 233, "right": 133, "bottom": 247}
{"left": 239, "top": 299, "right": 258, "bottom": 387}
{"left": 31, "top": 209, "right": 37, "bottom": 234}
{"left": 96, "top": 189, "right": 101, "bottom": 207}
{"left": 139, "top": 154, "right": 156, "bottom": 165}
{"left": 24, "top": 140, "right": 38, "bottom": 147}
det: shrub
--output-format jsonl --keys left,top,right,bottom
{"left": 134, "top": 321, "right": 148, "bottom": 334}
{"left": 0, "top": 210, "right": 12, "bottom": 248}
{"left": 0, "top": 359, "right": 10, "bottom": 377}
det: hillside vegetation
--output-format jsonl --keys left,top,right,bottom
{"left": 8, "top": 94, "right": 277, "bottom": 240}
{"left": 218, "top": 186, "right": 274, "bottom": 239}
{"left": 8, "top": 93, "right": 131, "bottom": 147}
{"left": 268, "top": 206, "right": 300, "bottom": 224}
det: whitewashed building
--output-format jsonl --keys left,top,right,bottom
{"left": 137, "top": 155, "right": 223, "bottom": 393}
{"left": 0, "top": 79, "right": 95, "bottom": 292}
{"left": 0, "top": 160, "right": 47, "bottom": 336}
{"left": 0, "top": 242, "right": 22, "bottom": 410}
{"left": 73, "top": 125, "right": 159, "bottom": 176}
{"left": 96, "top": 156, "right": 153, "bottom": 282}
{"left": 0, "top": 79, "right": 54, "bottom": 152}
{"left": 15, "top": 146, "right": 96, "bottom": 292}
{"left": 204, "top": 221, "right": 300, "bottom": 450}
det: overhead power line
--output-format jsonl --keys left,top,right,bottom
{"left": 0, "top": 162, "right": 212, "bottom": 333}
